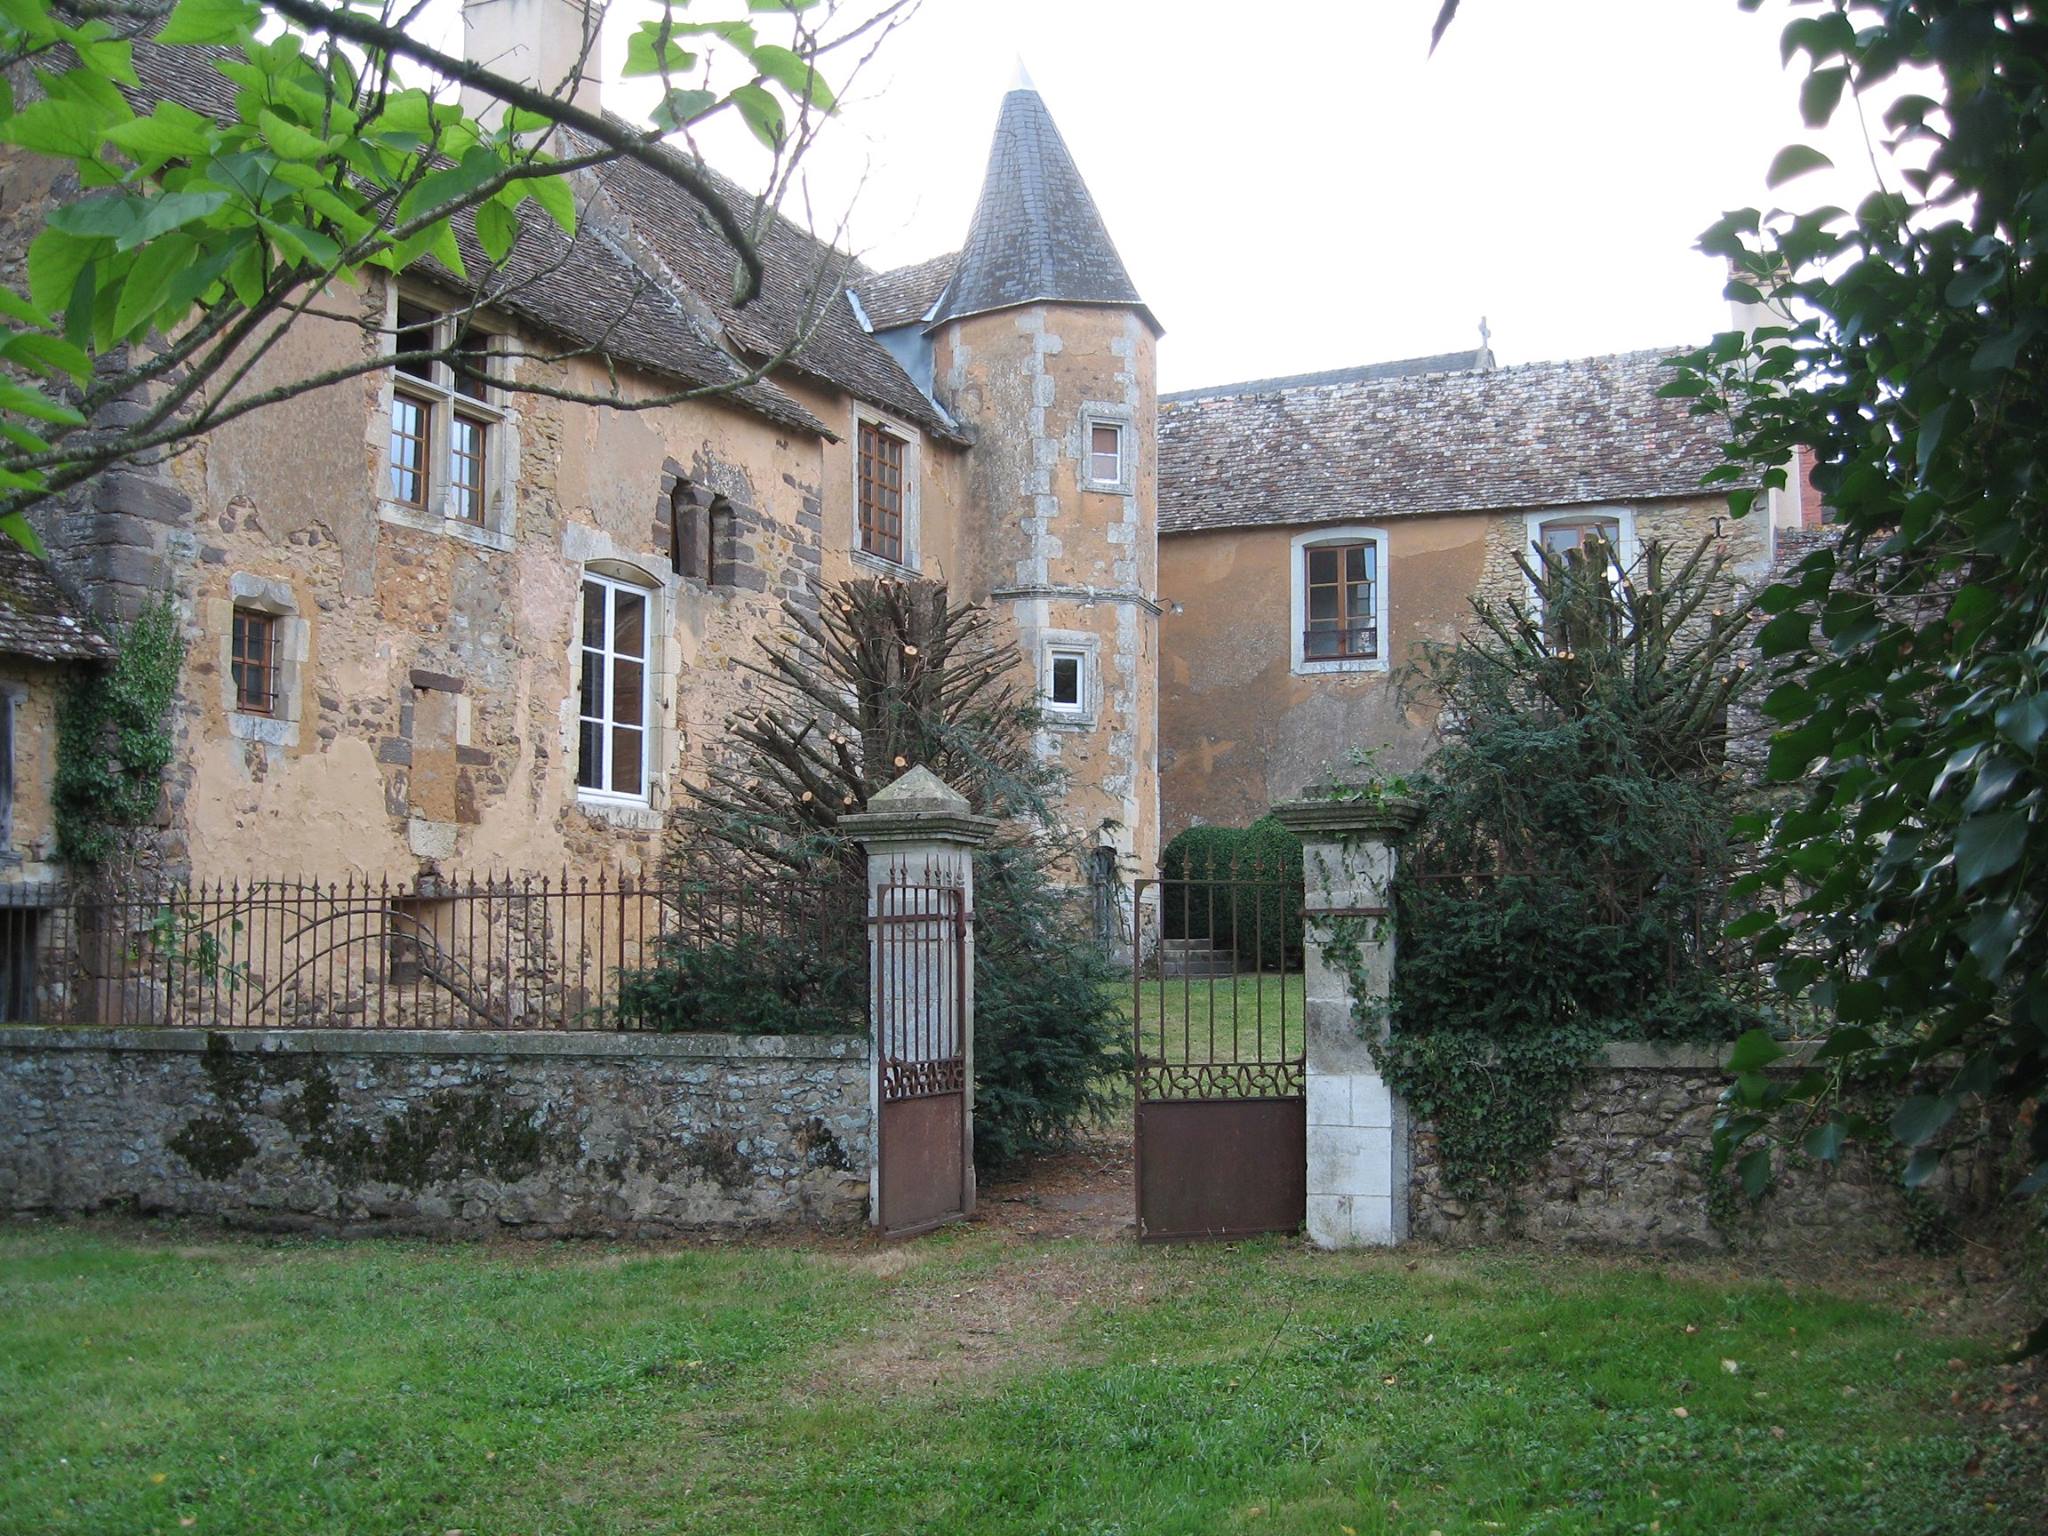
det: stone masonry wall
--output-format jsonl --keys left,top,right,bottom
{"left": 0, "top": 1027, "right": 869, "bottom": 1235}
{"left": 1410, "top": 1043, "right": 2008, "bottom": 1252}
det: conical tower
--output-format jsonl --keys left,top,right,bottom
{"left": 929, "top": 78, "right": 1162, "bottom": 904}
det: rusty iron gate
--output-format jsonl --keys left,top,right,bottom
{"left": 1133, "top": 864, "right": 1306, "bottom": 1241}
{"left": 872, "top": 865, "right": 973, "bottom": 1236}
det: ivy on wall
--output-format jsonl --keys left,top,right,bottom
{"left": 55, "top": 598, "right": 183, "bottom": 867}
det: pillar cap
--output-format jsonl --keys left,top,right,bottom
{"left": 839, "top": 766, "right": 998, "bottom": 848}
{"left": 1270, "top": 789, "right": 1424, "bottom": 841}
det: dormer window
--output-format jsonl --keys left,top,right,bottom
{"left": 383, "top": 295, "right": 511, "bottom": 543}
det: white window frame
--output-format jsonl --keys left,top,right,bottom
{"left": 1036, "top": 630, "right": 1099, "bottom": 728}
{"left": 1290, "top": 525, "right": 1390, "bottom": 676}
{"left": 1079, "top": 404, "right": 1136, "bottom": 495}
{"left": 852, "top": 405, "right": 922, "bottom": 575}
{"left": 378, "top": 288, "right": 516, "bottom": 551}
{"left": 575, "top": 569, "right": 657, "bottom": 806}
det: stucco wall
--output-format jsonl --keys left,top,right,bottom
{"left": 0, "top": 1026, "right": 870, "bottom": 1233}
{"left": 1159, "top": 496, "right": 1767, "bottom": 837}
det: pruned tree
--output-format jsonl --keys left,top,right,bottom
{"left": 664, "top": 575, "right": 1129, "bottom": 1168}
{"left": 677, "top": 576, "right": 1050, "bottom": 879}
{"left": 0, "top": 0, "right": 909, "bottom": 545}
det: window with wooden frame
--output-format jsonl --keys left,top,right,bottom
{"left": 230, "top": 607, "right": 279, "bottom": 715}
{"left": 386, "top": 297, "right": 503, "bottom": 527}
{"left": 856, "top": 420, "right": 905, "bottom": 565}
{"left": 575, "top": 571, "right": 653, "bottom": 802}
{"left": 1302, "top": 541, "right": 1379, "bottom": 661}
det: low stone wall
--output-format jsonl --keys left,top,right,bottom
{"left": 0, "top": 1026, "right": 870, "bottom": 1236}
{"left": 1409, "top": 1043, "right": 2007, "bottom": 1251}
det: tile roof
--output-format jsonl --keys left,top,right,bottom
{"left": 0, "top": 542, "right": 113, "bottom": 662}
{"left": 1159, "top": 348, "right": 1737, "bottom": 535}
{"left": 928, "top": 88, "right": 1154, "bottom": 332}
{"left": 1160, "top": 349, "right": 1495, "bottom": 403}
{"left": 122, "top": 45, "right": 963, "bottom": 444}
{"left": 855, "top": 251, "right": 958, "bottom": 329}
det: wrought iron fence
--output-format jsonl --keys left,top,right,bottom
{"left": 0, "top": 867, "right": 862, "bottom": 1032}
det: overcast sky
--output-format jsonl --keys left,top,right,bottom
{"left": 440, "top": 0, "right": 1901, "bottom": 393}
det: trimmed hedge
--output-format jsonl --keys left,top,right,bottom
{"left": 1159, "top": 816, "right": 1305, "bottom": 964}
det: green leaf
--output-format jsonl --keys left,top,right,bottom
{"left": 1892, "top": 1094, "right": 1955, "bottom": 1147}
{"left": 1802, "top": 1120, "right": 1847, "bottom": 1162}
{"left": 0, "top": 378, "right": 84, "bottom": 424}
{"left": 523, "top": 171, "right": 577, "bottom": 235}
{"left": 1766, "top": 144, "right": 1834, "bottom": 188}
{"left": 1952, "top": 812, "right": 2025, "bottom": 892}
{"left": 1757, "top": 610, "right": 1811, "bottom": 657}
{"left": 0, "top": 511, "right": 47, "bottom": 557}
{"left": 257, "top": 107, "right": 328, "bottom": 162}
{"left": 0, "top": 330, "right": 91, "bottom": 383}
{"left": 729, "top": 83, "right": 785, "bottom": 150}
{"left": 114, "top": 235, "right": 193, "bottom": 339}
{"left": 750, "top": 43, "right": 834, "bottom": 110}
{"left": 102, "top": 101, "right": 216, "bottom": 164}
{"left": 155, "top": 0, "right": 260, "bottom": 46}
{"left": 1800, "top": 66, "right": 1848, "bottom": 128}
{"left": 1727, "top": 1028, "right": 1787, "bottom": 1073}
{"left": 0, "top": 284, "right": 48, "bottom": 326}
{"left": 1738, "top": 1146, "right": 1773, "bottom": 1199}
{"left": 26, "top": 226, "right": 99, "bottom": 313}
{"left": 1994, "top": 696, "right": 2048, "bottom": 753}
{"left": 652, "top": 88, "right": 720, "bottom": 131}
{"left": 474, "top": 199, "right": 517, "bottom": 264}
{"left": 1902, "top": 1146, "right": 1942, "bottom": 1187}
{"left": 120, "top": 189, "right": 231, "bottom": 250}
{"left": 4, "top": 95, "right": 112, "bottom": 158}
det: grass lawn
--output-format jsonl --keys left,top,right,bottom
{"left": 1, "top": 1222, "right": 2037, "bottom": 1535}
{"left": 1128, "top": 972, "right": 1307, "bottom": 1074}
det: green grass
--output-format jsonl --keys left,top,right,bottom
{"left": 1127, "top": 972, "right": 1306, "bottom": 1072}
{"left": 0, "top": 1224, "right": 2035, "bottom": 1535}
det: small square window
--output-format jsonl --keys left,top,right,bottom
{"left": 1088, "top": 422, "right": 1124, "bottom": 486}
{"left": 1044, "top": 646, "right": 1089, "bottom": 717}
{"left": 231, "top": 608, "right": 278, "bottom": 715}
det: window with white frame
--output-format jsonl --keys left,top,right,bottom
{"left": 1081, "top": 408, "right": 1133, "bottom": 493}
{"left": 576, "top": 570, "right": 654, "bottom": 801}
{"left": 387, "top": 298, "right": 505, "bottom": 528}
{"left": 1043, "top": 645, "right": 1089, "bottom": 718}
{"left": 1290, "top": 526, "right": 1389, "bottom": 675}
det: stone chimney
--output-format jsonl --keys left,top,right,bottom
{"left": 460, "top": 0, "right": 603, "bottom": 125}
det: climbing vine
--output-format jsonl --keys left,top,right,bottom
{"left": 54, "top": 597, "right": 183, "bottom": 867}
{"left": 1359, "top": 536, "right": 1764, "bottom": 1206}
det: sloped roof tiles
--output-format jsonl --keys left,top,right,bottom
{"left": 1159, "top": 347, "right": 1735, "bottom": 535}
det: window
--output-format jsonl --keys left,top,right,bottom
{"left": 1038, "top": 635, "right": 1097, "bottom": 724}
{"left": 1303, "top": 542, "right": 1377, "bottom": 660}
{"left": 576, "top": 572, "right": 652, "bottom": 801}
{"left": 857, "top": 420, "right": 905, "bottom": 565}
{"left": 385, "top": 297, "right": 504, "bottom": 530}
{"left": 1537, "top": 515, "right": 1624, "bottom": 570}
{"left": 1047, "top": 648, "right": 1086, "bottom": 713}
{"left": 1089, "top": 422, "right": 1124, "bottom": 486}
{"left": 1522, "top": 509, "right": 1638, "bottom": 625}
{"left": 231, "top": 608, "right": 278, "bottom": 715}
{"left": 1289, "top": 526, "right": 1389, "bottom": 675}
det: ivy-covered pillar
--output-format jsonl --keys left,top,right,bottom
{"left": 1272, "top": 791, "right": 1422, "bottom": 1249}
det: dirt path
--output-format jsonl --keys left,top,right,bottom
{"left": 969, "top": 1131, "right": 1133, "bottom": 1242}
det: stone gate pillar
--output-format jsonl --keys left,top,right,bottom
{"left": 839, "top": 767, "right": 995, "bottom": 1232}
{"left": 1271, "top": 791, "right": 1422, "bottom": 1249}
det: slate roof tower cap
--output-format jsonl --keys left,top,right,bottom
{"left": 927, "top": 83, "right": 1159, "bottom": 334}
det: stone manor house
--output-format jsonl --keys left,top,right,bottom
{"left": 0, "top": 0, "right": 1814, "bottom": 906}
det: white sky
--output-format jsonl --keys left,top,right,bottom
{"left": 432, "top": 0, "right": 1902, "bottom": 393}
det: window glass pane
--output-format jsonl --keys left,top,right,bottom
{"left": 576, "top": 719, "right": 602, "bottom": 789}
{"left": 453, "top": 328, "right": 492, "bottom": 400}
{"left": 1051, "top": 654, "right": 1081, "bottom": 706}
{"left": 1308, "top": 585, "right": 1338, "bottom": 622}
{"left": 1346, "top": 582, "right": 1372, "bottom": 619}
{"left": 578, "top": 649, "right": 602, "bottom": 718}
{"left": 1090, "top": 423, "right": 1121, "bottom": 481}
{"left": 612, "top": 590, "right": 646, "bottom": 661}
{"left": 581, "top": 581, "right": 607, "bottom": 648}
{"left": 389, "top": 394, "right": 427, "bottom": 505}
{"left": 611, "top": 659, "right": 644, "bottom": 727}
{"left": 1345, "top": 545, "right": 1367, "bottom": 582}
{"left": 610, "top": 727, "right": 644, "bottom": 796}
{"left": 1304, "top": 629, "right": 1338, "bottom": 659}
{"left": 1307, "top": 547, "right": 1338, "bottom": 584}
{"left": 395, "top": 301, "right": 436, "bottom": 383}
{"left": 449, "top": 414, "right": 485, "bottom": 523}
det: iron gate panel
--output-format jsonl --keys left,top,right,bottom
{"left": 873, "top": 869, "right": 971, "bottom": 1236}
{"left": 1134, "top": 868, "right": 1306, "bottom": 1242}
